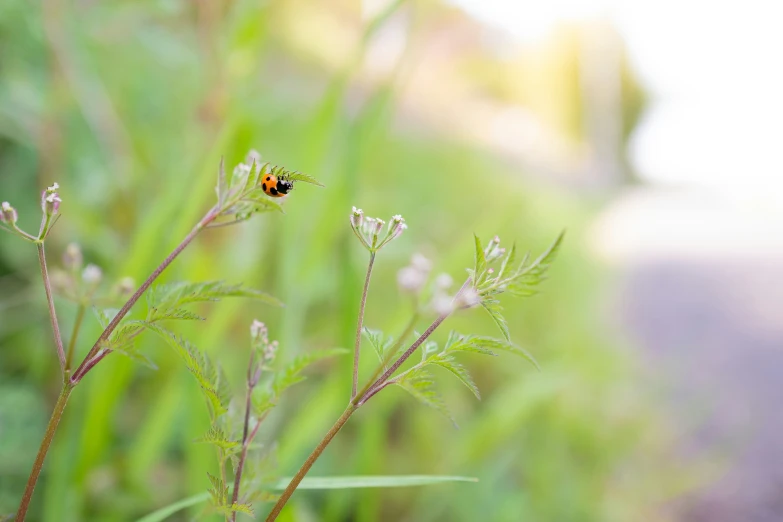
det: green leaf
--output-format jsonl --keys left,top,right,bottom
{"left": 146, "top": 324, "right": 228, "bottom": 416}
{"left": 273, "top": 348, "right": 348, "bottom": 396}
{"left": 480, "top": 299, "right": 509, "bottom": 341}
{"left": 207, "top": 472, "right": 228, "bottom": 506}
{"left": 149, "top": 308, "right": 204, "bottom": 322}
{"left": 473, "top": 234, "right": 487, "bottom": 282}
{"left": 429, "top": 355, "right": 480, "bottom": 400}
{"left": 469, "top": 336, "right": 540, "bottom": 370}
{"left": 497, "top": 242, "right": 516, "bottom": 281}
{"left": 216, "top": 156, "right": 228, "bottom": 207}
{"left": 269, "top": 164, "right": 324, "bottom": 187}
{"left": 442, "top": 331, "right": 497, "bottom": 357}
{"left": 363, "top": 327, "right": 393, "bottom": 365}
{"left": 113, "top": 345, "right": 158, "bottom": 370}
{"left": 251, "top": 387, "right": 275, "bottom": 417}
{"left": 240, "top": 189, "right": 286, "bottom": 214}
{"left": 507, "top": 231, "right": 564, "bottom": 297}
{"left": 395, "top": 369, "right": 454, "bottom": 424}
{"left": 243, "top": 158, "right": 261, "bottom": 193}
{"left": 134, "top": 476, "right": 477, "bottom": 522}
{"left": 194, "top": 426, "right": 239, "bottom": 451}
{"left": 149, "top": 280, "right": 282, "bottom": 310}
{"left": 92, "top": 307, "right": 119, "bottom": 329}
{"left": 217, "top": 503, "right": 254, "bottom": 518}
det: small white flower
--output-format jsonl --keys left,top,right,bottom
{"left": 82, "top": 264, "right": 103, "bottom": 285}
{"left": 116, "top": 276, "right": 135, "bottom": 296}
{"left": 431, "top": 293, "right": 454, "bottom": 316}
{"left": 63, "top": 243, "right": 83, "bottom": 271}
{"left": 397, "top": 266, "right": 427, "bottom": 293}
{"left": 434, "top": 273, "right": 453, "bottom": 289}
{"left": 47, "top": 182, "right": 59, "bottom": 192}
{"left": 250, "top": 319, "right": 267, "bottom": 340}
{"left": 410, "top": 253, "right": 432, "bottom": 273}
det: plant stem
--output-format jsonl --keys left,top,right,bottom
{"left": 230, "top": 382, "right": 263, "bottom": 521}
{"left": 70, "top": 206, "right": 219, "bottom": 383}
{"left": 352, "top": 312, "right": 418, "bottom": 405}
{"left": 64, "top": 303, "right": 85, "bottom": 372}
{"left": 16, "top": 384, "right": 72, "bottom": 522}
{"left": 265, "top": 406, "right": 357, "bottom": 521}
{"left": 37, "top": 242, "right": 66, "bottom": 376}
{"left": 351, "top": 252, "right": 375, "bottom": 399}
{"left": 358, "top": 313, "right": 449, "bottom": 405}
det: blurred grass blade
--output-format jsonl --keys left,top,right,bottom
{"left": 135, "top": 475, "right": 477, "bottom": 522}
{"left": 278, "top": 475, "right": 478, "bottom": 489}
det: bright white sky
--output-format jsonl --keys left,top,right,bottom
{"left": 449, "top": 0, "right": 783, "bottom": 197}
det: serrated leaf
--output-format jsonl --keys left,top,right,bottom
{"left": 473, "top": 234, "right": 487, "bottom": 282}
{"left": 146, "top": 324, "right": 228, "bottom": 416}
{"left": 243, "top": 158, "right": 261, "bottom": 193}
{"left": 113, "top": 345, "right": 159, "bottom": 370}
{"left": 223, "top": 503, "right": 254, "bottom": 517}
{"left": 429, "top": 354, "right": 480, "bottom": 400}
{"left": 149, "top": 280, "right": 282, "bottom": 310}
{"left": 507, "top": 231, "right": 564, "bottom": 296}
{"left": 480, "top": 299, "right": 510, "bottom": 341}
{"left": 217, "top": 156, "right": 228, "bottom": 207}
{"left": 497, "top": 242, "right": 517, "bottom": 281}
{"left": 469, "top": 336, "right": 539, "bottom": 370}
{"left": 269, "top": 164, "right": 324, "bottom": 187}
{"left": 395, "top": 369, "right": 454, "bottom": 425}
{"left": 207, "top": 472, "right": 228, "bottom": 506}
{"left": 195, "top": 426, "right": 239, "bottom": 451}
{"left": 150, "top": 308, "right": 204, "bottom": 321}
{"left": 240, "top": 189, "right": 286, "bottom": 214}
{"left": 251, "top": 387, "right": 275, "bottom": 417}
{"left": 363, "top": 327, "right": 393, "bottom": 365}
{"left": 442, "top": 331, "right": 496, "bottom": 357}
{"left": 92, "top": 307, "right": 119, "bottom": 329}
{"left": 272, "top": 348, "right": 348, "bottom": 396}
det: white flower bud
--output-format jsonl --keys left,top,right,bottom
{"left": 397, "top": 266, "right": 427, "bottom": 293}
{"left": 82, "top": 264, "right": 103, "bottom": 286}
{"left": 1, "top": 201, "right": 18, "bottom": 224}
{"left": 63, "top": 243, "right": 83, "bottom": 271}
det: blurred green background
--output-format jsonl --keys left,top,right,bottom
{"left": 0, "top": 1, "right": 681, "bottom": 521}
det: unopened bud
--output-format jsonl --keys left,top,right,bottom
{"left": 82, "top": 264, "right": 103, "bottom": 286}
{"left": 1, "top": 202, "right": 17, "bottom": 224}
{"left": 264, "top": 340, "right": 278, "bottom": 363}
{"left": 42, "top": 191, "right": 61, "bottom": 216}
{"left": 63, "top": 243, "right": 83, "bottom": 271}
{"left": 250, "top": 319, "right": 267, "bottom": 341}
{"left": 389, "top": 214, "right": 407, "bottom": 239}
{"left": 434, "top": 273, "right": 453, "bottom": 289}
{"left": 398, "top": 266, "right": 426, "bottom": 293}
{"left": 350, "top": 206, "right": 364, "bottom": 229}
{"left": 116, "top": 277, "right": 135, "bottom": 297}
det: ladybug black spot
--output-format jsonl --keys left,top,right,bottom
{"left": 262, "top": 183, "right": 267, "bottom": 191}
{"left": 270, "top": 187, "right": 278, "bottom": 196}
{"left": 266, "top": 177, "right": 271, "bottom": 181}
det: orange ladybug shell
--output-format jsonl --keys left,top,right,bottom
{"left": 261, "top": 173, "right": 293, "bottom": 198}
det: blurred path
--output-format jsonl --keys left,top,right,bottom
{"left": 592, "top": 187, "right": 783, "bottom": 522}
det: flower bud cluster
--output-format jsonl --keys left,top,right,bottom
{"left": 349, "top": 206, "right": 407, "bottom": 252}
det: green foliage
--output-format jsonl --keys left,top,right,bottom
{"left": 146, "top": 280, "right": 281, "bottom": 312}
{"left": 395, "top": 369, "right": 454, "bottom": 424}
{"left": 363, "top": 327, "right": 394, "bottom": 366}
{"left": 195, "top": 426, "right": 239, "bottom": 452}
{"left": 146, "top": 323, "right": 230, "bottom": 418}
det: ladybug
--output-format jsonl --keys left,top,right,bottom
{"left": 261, "top": 172, "right": 293, "bottom": 198}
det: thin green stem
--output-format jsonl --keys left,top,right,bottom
{"left": 38, "top": 242, "right": 66, "bottom": 375}
{"left": 16, "top": 384, "right": 72, "bottom": 522}
{"left": 351, "top": 252, "right": 375, "bottom": 399}
{"left": 64, "top": 303, "right": 85, "bottom": 373}
{"left": 265, "top": 406, "right": 357, "bottom": 521}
